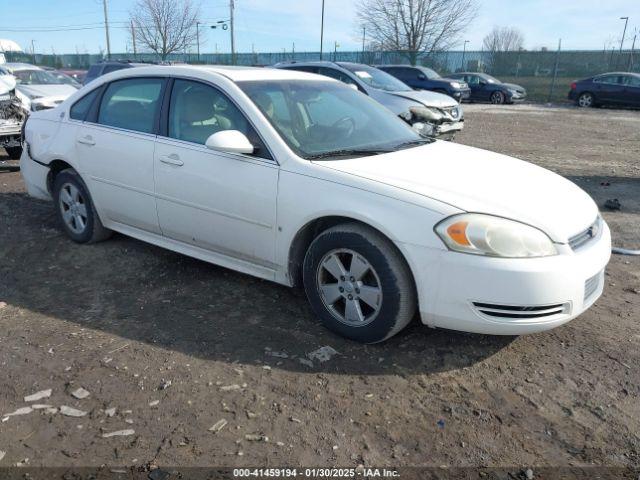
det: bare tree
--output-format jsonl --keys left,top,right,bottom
{"left": 130, "top": 0, "right": 199, "bottom": 60}
{"left": 356, "top": 0, "right": 478, "bottom": 65}
{"left": 482, "top": 26, "right": 524, "bottom": 74}
{"left": 482, "top": 26, "right": 524, "bottom": 53}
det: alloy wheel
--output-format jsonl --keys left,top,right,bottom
{"left": 59, "top": 182, "right": 88, "bottom": 234}
{"left": 490, "top": 92, "right": 504, "bottom": 104}
{"left": 316, "top": 248, "right": 383, "bottom": 327}
{"left": 578, "top": 93, "right": 593, "bottom": 107}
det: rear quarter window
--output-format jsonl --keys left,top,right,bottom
{"left": 69, "top": 88, "right": 100, "bottom": 121}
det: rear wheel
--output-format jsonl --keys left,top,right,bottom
{"left": 4, "top": 146, "right": 22, "bottom": 160}
{"left": 577, "top": 92, "right": 594, "bottom": 108}
{"left": 53, "top": 169, "right": 112, "bottom": 243}
{"left": 303, "top": 223, "right": 416, "bottom": 343}
{"left": 490, "top": 91, "right": 505, "bottom": 104}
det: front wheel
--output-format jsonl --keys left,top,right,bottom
{"left": 490, "top": 91, "right": 505, "bottom": 104}
{"left": 53, "top": 169, "right": 112, "bottom": 243}
{"left": 303, "top": 223, "right": 416, "bottom": 343}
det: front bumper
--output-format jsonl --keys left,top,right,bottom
{"left": 401, "top": 220, "right": 611, "bottom": 335}
{"left": 508, "top": 92, "right": 527, "bottom": 103}
{"left": 19, "top": 145, "right": 52, "bottom": 201}
{"left": 0, "top": 121, "right": 22, "bottom": 147}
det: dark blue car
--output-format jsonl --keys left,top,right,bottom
{"left": 377, "top": 65, "right": 470, "bottom": 102}
{"left": 569, "top": 72, "right": 640, "bottom": 108}
{"left": 447, "top": 72, "right": 526, "bottom": 104}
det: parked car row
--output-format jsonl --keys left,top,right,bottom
{"left": 20, "top": 64, "right": 611, "bottom": 343}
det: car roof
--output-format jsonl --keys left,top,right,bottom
{"left": 97, "top": 64, "right": 337, "bottom": 83}
{"left": 594, "top": 71, "right": 640, "bottom": 76}
{"left": 4, "top": 62, "right": 42, "bottom": 72}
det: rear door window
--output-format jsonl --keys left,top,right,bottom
{"left": 97, "top": 78, "right": 164, "bottom": 134}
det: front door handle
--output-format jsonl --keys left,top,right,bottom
{"left": 159, "top": 154, "right": 184, "bottom": 166}
{"left": 77, "top": 135, "right": 95, "bottom": 146}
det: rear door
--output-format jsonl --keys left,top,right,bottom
{"left": 153, "top": 78, "right": 279, "bottom": 268}
{"left": 621, "top": 75, "right": 640, "bottom": 106}
{"left": 76, "top": 76, "right": 165, "bottom": 234}
{"left": 464, "top": 74, "right": 484, "bottom": 100}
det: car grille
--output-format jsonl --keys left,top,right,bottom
{"left": 584, "top": 270, "right": 603, "bottom": 303}
{"left": 568, "top": 216, "right": 602, "bottom": 251}
{"left": 472, "top": 302, "right": 569, "bottom": 319}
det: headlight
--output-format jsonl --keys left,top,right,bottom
{"left": 435, "top": 214, "right": 557, "bottom": 258}
{"left": 409, "top": 106, "right": 443, "bottom": 121}
{"left": 450, "top": 82, "right": 461, "bottom": 89}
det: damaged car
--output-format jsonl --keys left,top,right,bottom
{"left": 0, "top": 71, "right": 28, "bottom": 159}
{"left": 274, "top": 61, "right": 463, "bottom": 139}
{"left": 1, "top": 63, "right": 78, "bottom": 112}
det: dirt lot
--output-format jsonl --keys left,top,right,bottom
{"left": 0, "top": 104, "right": 639, "bottom": 472}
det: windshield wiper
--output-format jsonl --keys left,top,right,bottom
{"left": 393, "top": 138, "right": 435, "bottom": 150}
{"left": 306, "top": 148, "right": 393, "bottom": 160}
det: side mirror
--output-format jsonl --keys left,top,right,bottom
{"left": 205, "top": 130, "right": 254, "bottom": 155}
{"left": 347, "top": 83, "right": 359, "bottom": 91}
{"left": 417, "top": 73, "right": 426, "bottom": 80}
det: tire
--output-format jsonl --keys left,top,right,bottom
{"left": 302, "top": 223, "right": 416, "bottom": 343}
{"left": 490, "top": 91, "right": 505, "bottom": 104}
{"left": 53, "top": 169, "right": 112, "bottom": 243}
{"left": 577, "top": 92, "right": 594, "bottom": 108}
{"left": 5, "top": 146, "right": 22, "bottom": 160}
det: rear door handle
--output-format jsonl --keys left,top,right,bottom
{"left": 77, "top": 136, "right": 95, "bottom": 146}
{"left": 159, "top": 154, "right": 184, "bottom": 166}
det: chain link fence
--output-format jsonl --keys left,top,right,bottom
{"left": 5, "top": 49, "right": 639, "bottom": 103}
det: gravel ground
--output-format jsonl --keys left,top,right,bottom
{"left": 0, "top": 104, "right": 638, "bottom": 471}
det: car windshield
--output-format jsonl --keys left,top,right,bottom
{"left": 12, "top": 69, "right": 68, "bottom": 86}
{"left": 50, "top": 71, "right": 81, "bottom": 87}
{"left": 420, "top": 67, "right": 441, "bottom": 79}
{"left": 238, "top": 80, "right": 424, "bottom": 159}
{"left": 339, "top": 64, "right": 412, "bottom": 92}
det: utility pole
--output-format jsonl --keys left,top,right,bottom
{"left": 230, "top": 0, "right": 236, "bottom": 64}
{"left": 361, "top": 26, "right": 366, "bottom": 62}
{"left": 130, "top": 21, "right": 137, "bottom": 58}
{"left": 102, "top": 0, "right": 111, "bottom": 60}
{"left": 320, "top": 0, "right": 325, "bottom": 60}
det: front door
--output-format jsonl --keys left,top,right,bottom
{"left": 153, "top": 78, "right": 279, "bottom": 268}
{"left": 76, "top": 77, "right": 165, "bottom": 234}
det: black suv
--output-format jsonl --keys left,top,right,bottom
{"left": 377, "top": 65, "right": 470, "bottom": 102}
{"left": 83, "top": 61, "right": 149, "bottom": 85}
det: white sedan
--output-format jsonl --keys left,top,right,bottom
{"left": 20, "top": 65, "right": 611, "bottom": 343}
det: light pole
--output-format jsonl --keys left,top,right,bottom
{"left": 461, "top": 40, "right": 469, "bottom": 71}
{"left": 619, "top": 16, "right": 629, "bottom": 67}
{"left": 320, "top": 0, "right": 325, "bottom": 60}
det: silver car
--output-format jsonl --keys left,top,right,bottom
{"left": 274, "top": 61, "right": 463, "bottom": 139}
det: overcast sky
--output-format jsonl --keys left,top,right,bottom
{"left": 2, "top": 0, "right": 638, "bottom": 55}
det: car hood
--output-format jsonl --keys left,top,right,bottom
{"left": 501, "top": 82, "right": 525, "bottom": 92}
{"left": 314, "top": 141, "right": 597, "bottom": 243}
{"left": 388, "top": 89, "right": 458, "bottom": 107}
{"left": 369, "top": 88, "right": 457, "bottom": 115}
{"left": 16, "top": 83, "right": 77, "bottom": 99}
